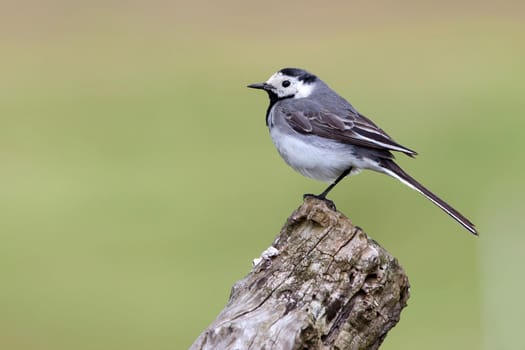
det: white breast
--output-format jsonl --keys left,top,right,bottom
{"left": 269, "top": 126, "right": 379, "bottom": 183}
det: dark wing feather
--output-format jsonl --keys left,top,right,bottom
{"left": 280, "top": 99, "right": 417, "bottom": 157}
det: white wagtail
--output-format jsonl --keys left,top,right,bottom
{"left": 248, "top": 68, "right": 477, "bottom": 235}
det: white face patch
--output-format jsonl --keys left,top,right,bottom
{"left": 265, "top": 72, "right": 315, "bottom": 99}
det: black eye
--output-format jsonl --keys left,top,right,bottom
{"left": 282, "top": 80, "right": 291, "bottom": 88}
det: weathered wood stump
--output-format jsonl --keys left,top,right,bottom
{"left": 190, "top": 197, "right": 410, "bottom": 350}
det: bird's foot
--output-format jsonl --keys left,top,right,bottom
{"left": 303, "top": 193, "right": 337, "bottom": 211}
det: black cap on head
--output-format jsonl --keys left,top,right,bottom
{"left": 278, "top": 68, "right": 317, "bottom": 84}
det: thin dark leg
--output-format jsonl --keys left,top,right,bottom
{"left": 303, "top": 167, "right": 353, "bottom": 209}
{"left": 317, "top": 167, "right": 353, "bottom": 199}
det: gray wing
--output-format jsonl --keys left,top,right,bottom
{"left": 278, "top": 99, "right": 417, "bottom": 157}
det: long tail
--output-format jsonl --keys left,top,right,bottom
{"left": 379, "top": 159, "right": 477, "bottom": 235}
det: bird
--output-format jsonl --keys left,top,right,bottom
{"left": 247, "top": 67, "right": 477, "bottom": 235}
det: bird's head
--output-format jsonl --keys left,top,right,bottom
{"left": 247, "top": 68, "right": 317, "bottom": 100}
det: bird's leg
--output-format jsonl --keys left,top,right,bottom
{"left": 303, "top": 167, "right": 353, "bottom": 210}
{"left": 317, "top": 167, "right": 353, "bottom": 199}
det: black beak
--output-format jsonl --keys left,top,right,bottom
{"left": 247, "top": 82, "right": 271, "bottom": 90}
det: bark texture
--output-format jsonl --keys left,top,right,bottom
{"left": 190, "top": 197, "right": 410, "bottom": 350}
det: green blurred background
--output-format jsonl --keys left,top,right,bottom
{"left": 1, "top": 1, "right": 524, "bottom": 349}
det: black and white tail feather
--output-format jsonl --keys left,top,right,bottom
{"left": 379, "top": 159, "right": 477, "bottom": 235}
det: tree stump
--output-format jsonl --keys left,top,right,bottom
{"left": 190, "top": 197, "right": 410, "bottom": 350}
